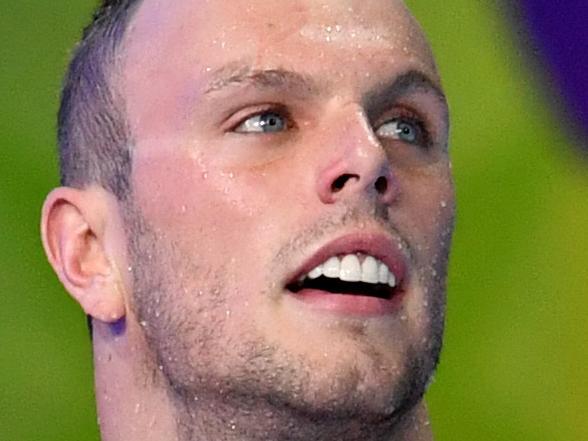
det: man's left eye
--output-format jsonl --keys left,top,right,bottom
{"left": 234, "top": 111, "right": 287, "bottom": 133}
{"left": 375, "top": 118, "right": 423, "bottom": 145}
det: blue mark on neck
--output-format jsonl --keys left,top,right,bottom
{"left": 110, "top": 317, "right": 126, "bottom": 336}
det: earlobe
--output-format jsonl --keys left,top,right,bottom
{"left": 41, "top": 187, "right": 126, "bottom": 323}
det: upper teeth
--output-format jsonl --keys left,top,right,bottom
{"left": 302, "top": 254, "right": 396, "bottom": 287}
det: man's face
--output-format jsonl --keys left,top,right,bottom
{"left": 121, "top": 0, "right": 454, "bottom": 420}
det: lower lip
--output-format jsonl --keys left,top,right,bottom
{"left": 290, "top": 288, "right": 405, "bottom": 317}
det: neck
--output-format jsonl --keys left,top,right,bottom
{"left": 93, "top": 321, "right": 434, "bottom": 441}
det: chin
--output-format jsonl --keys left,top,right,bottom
{"left": 220, "top": 327, "right": 438, "bottom": 424}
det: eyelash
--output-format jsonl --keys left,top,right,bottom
{"left": 229, "top": 104, "right": 433, "bottom": 147}
{"left": 230, "top": 105, "right": 295, "bottom": 133}
{"left": 378, "top": 107, "right": 433, "bottom": 148}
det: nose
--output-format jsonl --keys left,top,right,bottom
{"left": 315, "top": 115, "right": 398, "bottom": 206}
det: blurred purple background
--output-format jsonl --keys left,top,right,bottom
{"left": 520, "top": 0, "right": 588, "bottom": 152}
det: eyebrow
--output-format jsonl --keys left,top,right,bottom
{"left": 363, "top": 70, "right": 449, "bottom": 120}
{"left": 203, "top": 64, "right": 448, "bottom": 120}
{"left": 204, "top": 64, "right": 324, "bottom": 98}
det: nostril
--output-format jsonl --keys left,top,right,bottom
{"left": 374, "top": 176, "right": 388, "bottom": 194}
{"left": 331, "top": 174, "right": 358, "bottom": 193}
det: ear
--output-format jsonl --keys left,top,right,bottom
{"left": 41, "top": 187, "right": 126, "bottom": 323}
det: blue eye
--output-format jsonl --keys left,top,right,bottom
{"left": 376, "top": 118, "right": 422, "bottom": 144}
{"left": 235, "top": 111, "right": 286, "bottom": 133}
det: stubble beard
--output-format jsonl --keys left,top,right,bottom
{"left": 123, "top": 200, "right": 452, "bottom": 441}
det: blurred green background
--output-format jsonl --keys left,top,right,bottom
{"left": 1, "top": 1, "right": 587, "bottom": 440}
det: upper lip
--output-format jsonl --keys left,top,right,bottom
{"left": 284, "top": 231, "right": 408, "bottom": 288}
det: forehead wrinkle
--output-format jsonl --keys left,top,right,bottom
{"left": 204, "top": 62, "right": 326, "bottom": 97}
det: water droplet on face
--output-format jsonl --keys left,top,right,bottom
{"left": 440, "top": 200, "right": 447, "bottom": 208}
{"left": 202, "top": 172, "right": 208, "bottom": 180}
{"left": 180, "top": 205, "right": 187, "bottom": 213}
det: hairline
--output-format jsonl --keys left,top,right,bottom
{"left": 58, "top": 0, "right": 145, "bottom": 201}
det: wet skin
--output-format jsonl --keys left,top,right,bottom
{"left": 118, "top": 0, "right": 454, "bottom": 422}
{"left": 45, "top": 0, "right": 456, "bottom": 439}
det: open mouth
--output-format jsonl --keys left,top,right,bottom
{"left": 287, "top": 276, "right": 394, "bottom": 299}
{"left": 285, "top": 253, "right": 400, "bottom": 300}
{"left": 282, "top": 234, "right": 408, "bottom": 315}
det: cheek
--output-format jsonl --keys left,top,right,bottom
{"left": 399, "top": 164, "right": 455, "bottom": 257}
{"left": 133, "top": 148, "right": 270, "bottom": 232}
{"left": 130, "top": 146, "right": 290, "bottom": 305}
{"left": 130, "top": 149, "right": 279, "bottom": 322}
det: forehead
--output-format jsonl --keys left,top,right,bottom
{"left": 125, "top": 0, "right": 433, "bottom": 65}
{"left": 122, "top": 0, "right": 438, "bottom": 138}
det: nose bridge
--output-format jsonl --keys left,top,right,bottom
{"left": 341, "top": 110, "right": 380, "bottom": 160}
{"left": 315, "top": 107, "right": 397, "bottom": 205}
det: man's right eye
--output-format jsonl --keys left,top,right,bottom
{"left": 234, "top": 111, "right": 288, "bottom": 133}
